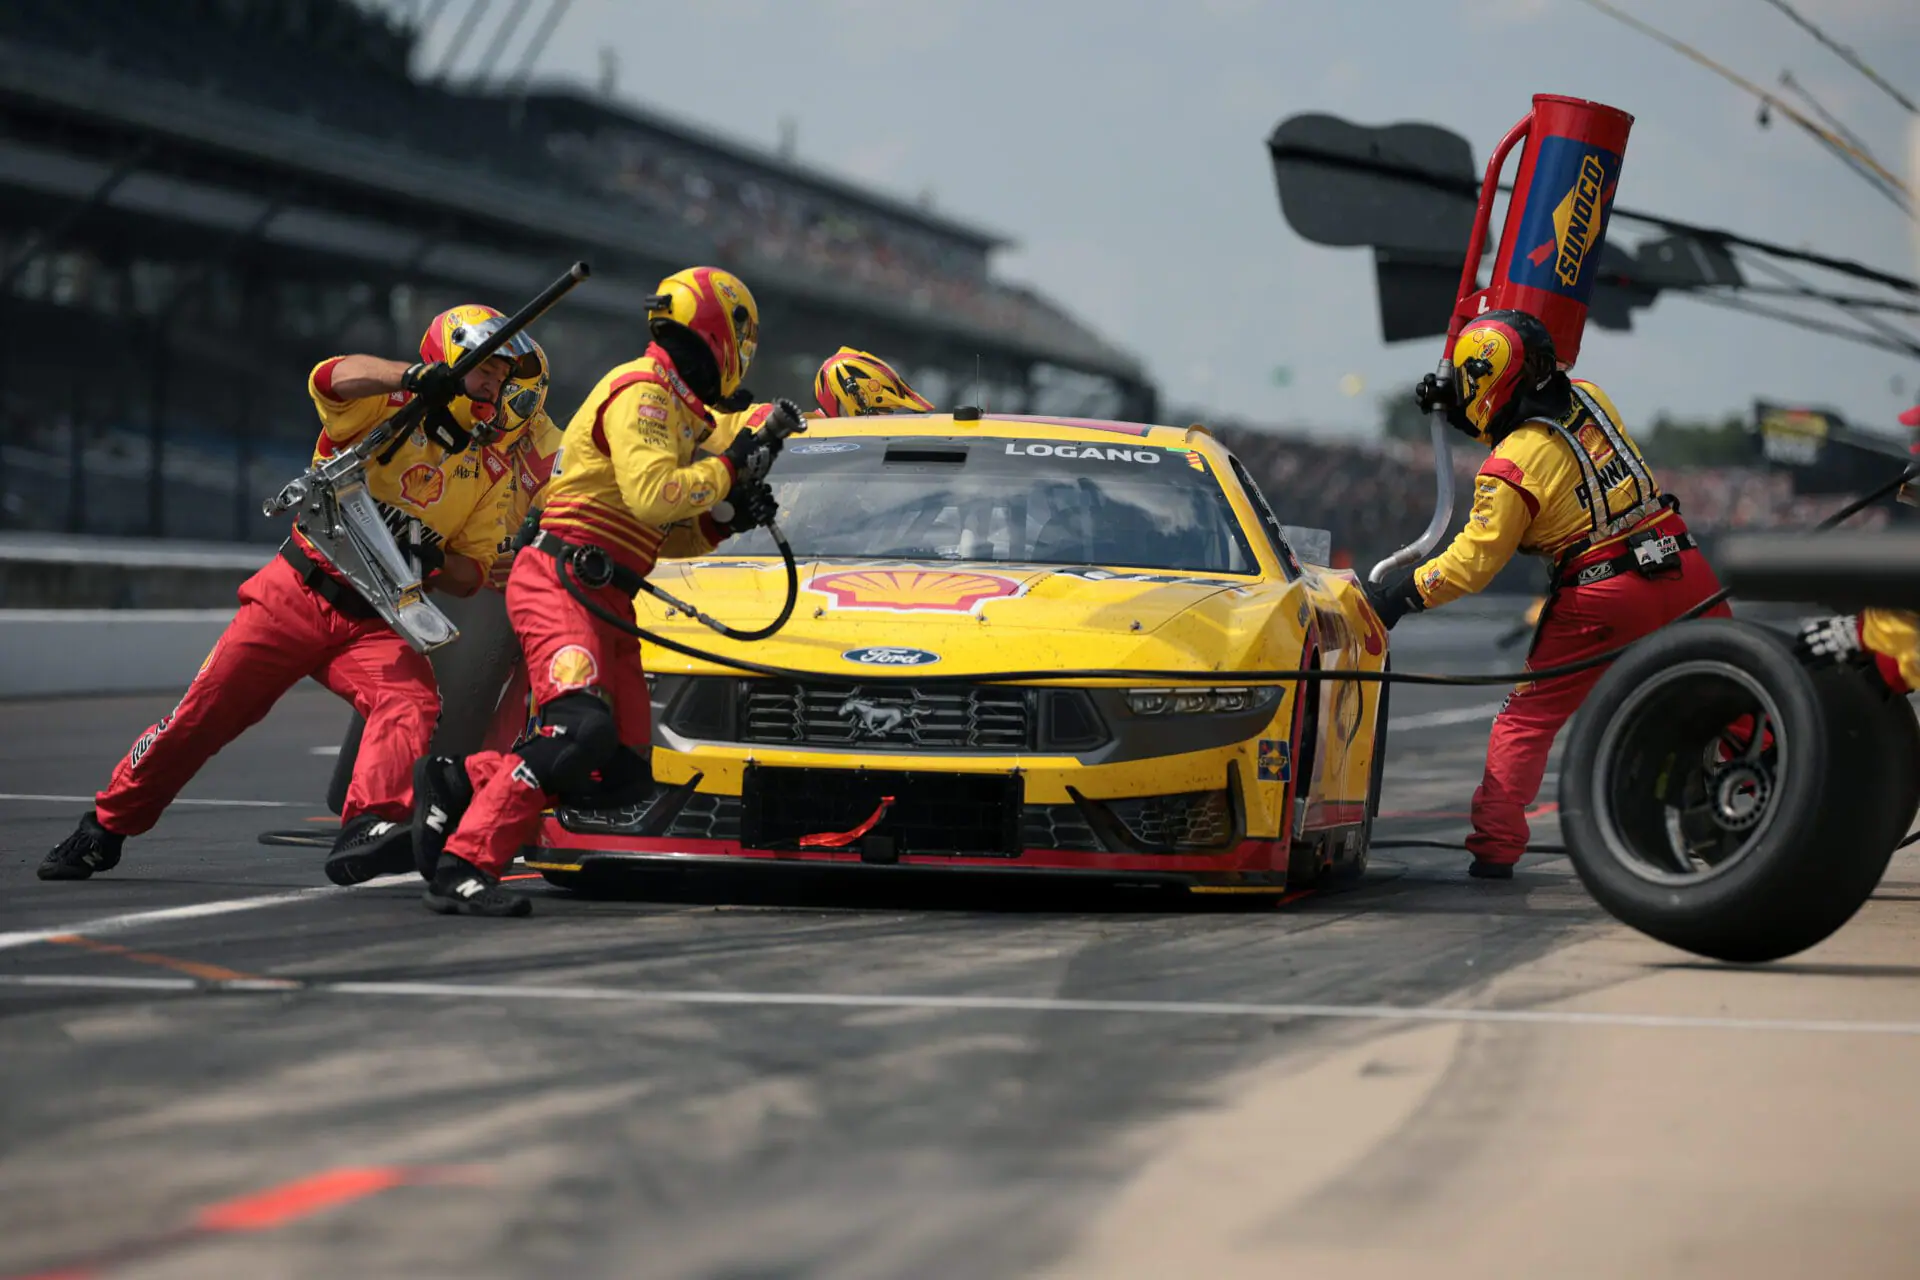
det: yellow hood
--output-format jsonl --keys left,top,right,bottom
{"left": 638, "top": 558, "right": 1269, "bottom": 676}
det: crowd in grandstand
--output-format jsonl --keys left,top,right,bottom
{"left": 1212, "top": 426, "right": 1899, "bottom": 575}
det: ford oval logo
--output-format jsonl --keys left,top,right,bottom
{"left": 789, "top": 440, "right": 862, "bottom": 455}
{"left": 842, "top": 646, "right": 940, "bottom": 666}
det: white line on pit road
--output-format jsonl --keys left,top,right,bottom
{"left": 6, "top": 973, "right": 1920, "bottom": 1038}
{"left": 310, "top": 746, "right": 341, "bottom": 756}
{"left": 0, "top": 793, "right": 306, "bottom": 808}
{"left": 0, "top": 874, "right": 418, "bottom": 953}
{"left": 1389, "top": 701, "right": 1508, "bottom": 731}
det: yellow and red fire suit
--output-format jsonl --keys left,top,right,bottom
{"left": 94, "top": 360, "right": 506, "bottom": 836}
{"left": 444, "top": 343, "right": 745, "bottom": 874}
{"left": 1409, "top": 379, "right": 1729, "bottom": 866}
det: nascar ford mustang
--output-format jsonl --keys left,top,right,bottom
{"left": 528, "top": 413, "right": 1390, "bottom": 894}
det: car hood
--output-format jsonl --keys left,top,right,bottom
{"left": 637, "top": 559, "right": 1269, "bottom": 677}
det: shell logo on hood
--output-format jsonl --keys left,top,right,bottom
{"left": 812, "top": 569, "right": 1026, "bottom": 614}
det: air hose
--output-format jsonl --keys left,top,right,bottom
{"left": 628, "top": 522, "right": 802, "bottom": 643}
{"left": 552, "top": 465, "right": 1918, "bottom": 692}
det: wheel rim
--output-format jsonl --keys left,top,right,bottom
{"left": 1590, "top": 659, "right": 1789, "bottom": 886}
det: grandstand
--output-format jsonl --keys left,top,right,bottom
{"left": 0, "top": 0, "right": 1153, "bottom": 544}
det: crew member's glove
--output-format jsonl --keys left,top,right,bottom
{"left": 412, "top": 540, "right": 446, "bottom": 580}
{"left": 403, "top": 361, "right": 474, "bottom": 454}
{"left": 487, "top": 550, "right": 515, "bottom": 591}
{"left": 1363, "top": 569, "right": 1426, "bottom": 631}
{"left": 1794, "top": 613, "right": 1866, "bottom": 667}
{"left": 1413, "top": 372, "right": 1456, "bottom": 416}
{"left": 721, "top": 423, "right": 782, "bottom": 485}
{"left": 764, "top": 398, "right": 808, "bottom": 439}
{"left": 402, "top": 360, "right": 462, "bottom": 407}
{"left": 712, "top": 480, "right": 779, "bottom": 537}
{"left": 1415, "top": 370, "right": 1478, "bottom": 440}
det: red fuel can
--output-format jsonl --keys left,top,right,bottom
{"left": 1449, "top": 95, "right": 1633, "bottom": 370}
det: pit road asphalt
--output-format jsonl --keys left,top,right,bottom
{"left": 2, "top": 615, "right": 1917, "bottom": 1279}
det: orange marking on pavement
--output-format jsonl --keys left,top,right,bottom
{"left": 1275, "top": 889, "right": 1315, "bottom": 906}
{"left": 193, "top": 1166, "right": 409, "bottom": 1232}
{"left": 46, "top": 935, "right": 261, "bottom": 984}
{"left": 500, "top": 873, "right": 543, "bottom": 881}
{"left": 1526, "top": 801, "right": 1559, "bottom": 819}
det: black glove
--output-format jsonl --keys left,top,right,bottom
{"left": 1413, "top": 372, "right": 1456, "bottom": 416}
{"left": 405, "top": 522, "right": 446, "bottom": 578}
{"left": 764, "top": 398, "right": 808, "bottom": 439}
{"left": 1414, "top": 371, "right": 1479, "bottom": 441}
{"left": 713, "top": 480, "right": 779, "bottom": 537}
{"left": 403, "top": 362, "right": 474, "bottom": 454}
{"left": 1363, "top": 570, "right": 1426, "bottom": 631}
{"left": 722, "top": 423, "right": 781, "bottom": 485}
{"left": 1794, "top": 614, "right": 1867, "bottom": 668}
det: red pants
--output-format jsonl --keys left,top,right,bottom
{"left": 1466, "top": 549, "right": 1729, "bottom": 865}
{"left": 94, "top": 555, "right": 440, "bottom": 835}
{"left": 443, "top": 549, "right": 651, "bottom": 875}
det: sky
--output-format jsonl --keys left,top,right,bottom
{"left": 408, "top": 0, "right": 1920, "bottom": 440}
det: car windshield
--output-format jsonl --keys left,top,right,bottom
{"left": 718, "top": 435, "right": 1259, "bottom": 574}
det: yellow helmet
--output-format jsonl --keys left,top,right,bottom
{"left": 813, "top": 348, "right": 934, "bottom": 417}
{"left": 646, "top": 267, "right": 758, "bottom": 400}
{"left": 419, "top": 303, "right": 542, "bottom": 431}
{"left": 491, "top": 336, "right": 549, "bottom": 446}
{"left": 1450, "top": 309, "right": 1556, "bottom": 442}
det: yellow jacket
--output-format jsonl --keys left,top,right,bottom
{"left": 301, "top": 358, "right": 505, "bottom": 575}
{"left": 540, "top": 346, "right": 736, "bottom": 575}
{"left": 1414, "top": 379, "right": 1675, "bottom": 608}
{"left": 1861, "top": 608, "right": 1920, "bottom": 692}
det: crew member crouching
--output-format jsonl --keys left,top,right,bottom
{"left": 1365, "top": 309, "right": 1728, "bottom": 879}
{"left": 39, "top": 306, "right": 539, "bottom": 886}
{"left": 411, "top": 267, "right": 796, "bottom": 916}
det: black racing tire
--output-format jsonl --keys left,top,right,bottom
{"left": 1558, "top": 619, "right": 1893, "bottom": 963}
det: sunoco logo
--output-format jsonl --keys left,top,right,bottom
{"left": 1550, "top": 154, "right": 1607, "bottom": 288}
{"left": 1514, "top": 137, "right": 1619, "bottom": 299}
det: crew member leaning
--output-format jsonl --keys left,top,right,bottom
{"left": 39, "top": 306, "right": 539, "bottom": 887}
{"left": 409, "top": 267, "right": 798, "bottom": 916}
{"left": 1365, "top": 309, "right": 1728, "bottom": 878}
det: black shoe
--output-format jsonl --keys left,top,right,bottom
{"left": 324, "top": 814, "right": 415, "bottom": 886}
{"left": 1468, "top": 858, "right": 1517, "bottom": 880}
{"left": 422, "top": 855, "right": 532, "bottom": 918}
{"left": 38, "top": 812, "right": 124, "bottom": 881}
{"left": 412, "top": 755, "right": 474, "bottom": 879}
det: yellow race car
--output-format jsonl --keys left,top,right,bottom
{"left": 529, "top": 412, "right": 1391, "bottom": 895}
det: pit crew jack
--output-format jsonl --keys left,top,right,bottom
{"left": 40, "top": 323, "right": 520, "bottom": 884}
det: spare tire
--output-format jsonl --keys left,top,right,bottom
{"left": 1558, "top": 619, "right": 1897, "bottom": 963}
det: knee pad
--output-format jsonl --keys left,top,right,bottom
{"left": 516, "top": 692, "right": 618, "bottom": 795}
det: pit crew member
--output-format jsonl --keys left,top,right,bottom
{"left": 38, "top": 305, "right": 540, "bottom": 887}
{"left": 812, "top": 347, "right": 935, "bottom": 418}
{"left": 1365, "top": 309, "right": 1727, "bottom": 880}
{"left": 1795, "top": 398, "right": 1920, "bottom": 693}
{"left": 411, "top": 267, "right": 796, "bottom": 916}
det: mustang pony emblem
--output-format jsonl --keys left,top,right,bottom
{"left": 838, "top": 697, "right": 912, "bottom": 736}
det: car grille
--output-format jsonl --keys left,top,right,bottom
{"left": 1022, "top": 804, "right": 1103, "bottom": 852}
{"left": 739, "top": 682, "right": 1032, "bottom": 752}
{"left": 1107, "top": 790, "right": 1235, "bottom": 850}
